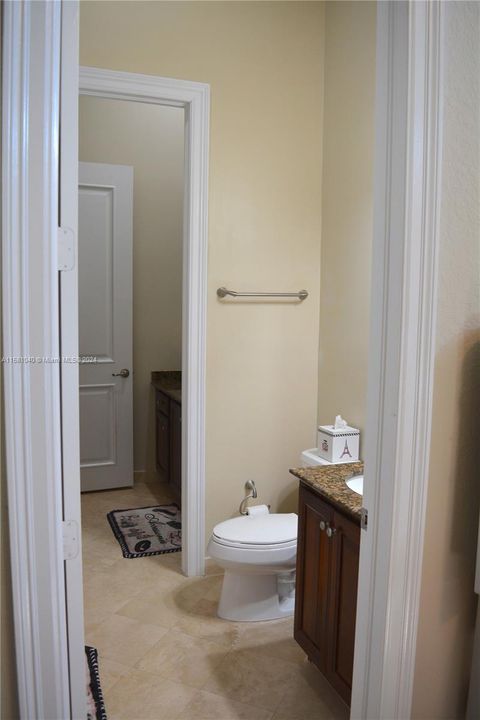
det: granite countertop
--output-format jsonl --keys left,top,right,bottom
{"left": 151, "top": 371, "right": 182, "bottom": 404}
{"left": 289, "top": 461, "right": 364, "bottom": 523}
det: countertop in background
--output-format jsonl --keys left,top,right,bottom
{"left": 151, "top": 370, "right": 182, "bottom": 404}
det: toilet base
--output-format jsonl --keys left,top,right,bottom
{"left": 217, "top": 570, "right": 295, "bottom": 622}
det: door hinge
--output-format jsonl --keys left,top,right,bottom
{"left": 62, "top": 520, "right": 79, "bottom": 560}
{"left": 58, "top": 226, "right": 75, "bottom": 271}
{"left": 360, "top": 507, "right": 368, "bottom": 531}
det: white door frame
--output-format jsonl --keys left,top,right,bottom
{"left": 77, "top": 67, "right": 210, "bottom": 578}
{"left": 351, "top": 2, "right": 443, "bottom": 717}
{"left": 2, "top": 1, "right": 445, "bottom": 718}
{"left": 2, "top": 2, "right": 70, "bottom": 718}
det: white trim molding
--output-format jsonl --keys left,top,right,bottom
{"left": 79, "top": 66, "right": 210, "bottom": 577}
{"left": 351, "top": 2, "right": 444, "bottom": 718}
{"left": 60, "top": 4, "right": 86, "bottom": 718}
{"left": 2, "top": 2, "right": 70, "bottom": 718}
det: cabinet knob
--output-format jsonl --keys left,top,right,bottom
{"left": 326, "top": 525, "right": 337, "bottom": 538}
{"left": 319, "top": 520, "right": 326, "bottom": 532}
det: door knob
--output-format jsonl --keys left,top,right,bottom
{"left": 112, "top": 368, "right": 130, "bottom": 378}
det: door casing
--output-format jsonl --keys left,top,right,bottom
{"left": 77, "top": 66, "right": 210, "bottom": 578}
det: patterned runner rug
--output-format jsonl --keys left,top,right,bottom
{"left": 107, "top": 503, "right": 182, "bottom": 558}
{"left": 85, "top": 646, "right": 107, "bottom": 720}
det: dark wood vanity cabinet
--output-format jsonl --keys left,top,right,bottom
{"left": 295, "top": 483, "right": 360, "bottom": 706}
{"left": 169, "top": 399, "right": 182, "bottom": 499}
{"left": 155, "top": 390, "right": 181, "bottom": 501}
{"left": 156, "top": 396, "right": 170, "bottom": 476}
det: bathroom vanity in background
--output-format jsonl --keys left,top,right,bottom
{"left": 290, "top": 462, "right": 363, "bottom": 707}
{"left": 152, "top": 371, "right": 182, "bottom": 501}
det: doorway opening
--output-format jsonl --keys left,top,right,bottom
{"left": 79, "top": 93, "right": 186, "bottom": 614}
{"left": 74, "top": 68, "right": 210, "bottom": 581}
{"left": 78, "top": 96, "right": 184, "bottom": 496}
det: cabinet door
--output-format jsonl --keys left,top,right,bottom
{"left": 326, "top": 510, "right": 361, "bottom": 704}
{"left": 169, "top": 400, "right": 181, "bottom": 501}
{"left": 294, "top": 485, "right": 333, "bottom": 671}
{"left": 156, "top": 405, "right": 170, "bottom": 477}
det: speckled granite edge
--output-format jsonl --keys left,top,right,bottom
{"left": 151, "top": 371, "right": 182, "bottom": 403}
{"left": 289, "top": 461, "right": 364, "bottom": 523}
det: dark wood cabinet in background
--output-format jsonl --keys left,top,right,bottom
{"left": 295, "top": 483, "right": 360, "bottom": 706}
{"left": 156, "top": 401, "right": 170, "bottom": 476}
{"left": 169, "top": 400, "right": 181, "bottom": 499}
{"left": 155, "top": 389, "right": 181, "bottom": 502}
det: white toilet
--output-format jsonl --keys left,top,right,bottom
{"left": 207, "top": 511, "right": 298, "bottom": 622}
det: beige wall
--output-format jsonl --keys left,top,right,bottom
{"left": 317, "top": 0, "right": 376, "bottom": 444}
{"left": 412, "top": 2, "right": 480, "bottom": 717}
{"left": 80, "top": 1, "right": 325, "bottom": 540}
{"left": 79, "top": 96, "right": 184, "bottom": 473}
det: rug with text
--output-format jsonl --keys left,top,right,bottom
{"left": 106, "top": 504, "right": 182, "bottom": 558}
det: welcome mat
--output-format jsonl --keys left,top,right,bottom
{"left": 107, "top": 504, "right": 182, "bottom": 558}
{"left": 85, "top": 646, "right": 107, "bottom": 720}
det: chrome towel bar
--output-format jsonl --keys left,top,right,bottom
{"left": 217, "top": 286, "right": 308, "bottom": 300}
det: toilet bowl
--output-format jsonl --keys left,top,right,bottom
{"left": 207, "top": 512, "right": 297, "bottom": 622}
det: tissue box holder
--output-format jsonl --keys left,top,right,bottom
{"left": 317, "top": 424, "right": 360, "bottom": 463}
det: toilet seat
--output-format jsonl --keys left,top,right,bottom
{"left": 211, "top": 535, "right": 297, "bottom": 551}
{"left": 213, "top": 512, "right": 297, "bottom": 547}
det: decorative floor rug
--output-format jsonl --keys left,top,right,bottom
{"left": 107, "top": 503, "right": 182, "bottom": 558}
{"left": 85, "top": 646, "right": 107, "bottom": 720}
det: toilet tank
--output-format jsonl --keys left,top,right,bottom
{"left": 299, "top": 449, "right": 332, "bottom": 467}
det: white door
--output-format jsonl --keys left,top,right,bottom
{"left": 79, "top": 161, "right": 134, "bottom": 491}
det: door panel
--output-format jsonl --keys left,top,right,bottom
{"left": 78, "top": 185, "right": 115, "bottom": 361}
{"left": 294, "top": 485, "right": 333, "bottom": 670}
{"left": 327, "top": 510, "right": 361, "bottom": 704}
{"left": 79, "top": 161, "right": 133, "bottom": 491}
{"left": 79, "top": 385, "right": 116, "bottom": 466}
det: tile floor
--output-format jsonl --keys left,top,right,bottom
{"left": 82, "top": 476, "right": 349, "bottom": 720}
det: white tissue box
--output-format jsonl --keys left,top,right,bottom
{"left": 317, "top": 424, "right": 360, "bottom": 463}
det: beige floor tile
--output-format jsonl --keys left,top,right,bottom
{"left": 104, "top": 670, "right": 197, "bottom": 720}
{"left": 172, "top": 575, "right": 226, "bottom": 612}
{"left": 83, "top": 568, "right": 137, "bottom": 627}
{"left": 90, "top": 613, "right": 168, "bottom": 667}
{"left": 115, "top": 573, "right": 210, "bottom": 629}
{"left": 83, "top": 481, "right": 346, "bottom": 719}
{"left": 174, "top": 597, "right": 241, "bottom": 649}
{"left": 94, "top": 657, "right": 131, "bottom": 693}
{"left": 177, "top": 689, "right": 274, "bottom": 720}
{"left": 233, "top": 617, "right": 307, "bottom": 665}
{"left": 204, "top": 558, "right": 225, "bottom": 576}
{"left": 203, "top": 648, "right": 300, "bottom": 711}
{"left": 272, "top": 662, "right": 349, "bottom": 720}
{"left": 136, "top": 628, "right": 229, "bottom": 689}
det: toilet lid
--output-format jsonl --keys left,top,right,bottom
{"left": 213, "top": 513, "right": 298, "bottom": 545}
